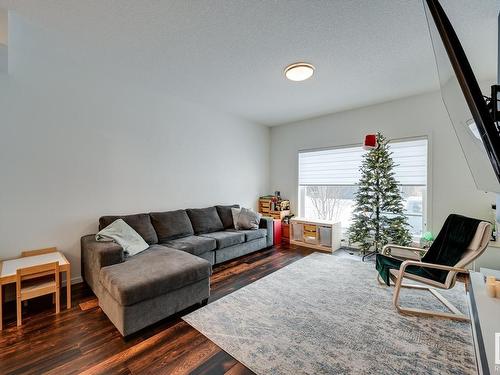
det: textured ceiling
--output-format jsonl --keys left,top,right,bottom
{"left": 0, "top": 0, "right": 497, "bottom": 125}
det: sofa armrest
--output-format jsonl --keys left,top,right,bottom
{"left": 81, "top": 234, "right": 124, "bottom": 292}
{"left": 259, "top": 217, "right": 274, "bottom": 247}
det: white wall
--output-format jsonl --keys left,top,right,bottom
{"left": 0, "top": 14, "right": 270, "bottom": 282}
{"left": 270, "top": 91, "right": 495, "bottom": 236}
{"left": 0, "top": 8, "right": 7, "bottom": 45}
{"left": 0, "top": 9, "right": 6, "bottom": 73}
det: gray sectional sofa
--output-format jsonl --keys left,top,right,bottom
{"left": 81, "top": 205, "right": 273, "bottom": 336}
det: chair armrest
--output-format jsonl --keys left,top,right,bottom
{"left": 399, "top": 260, "right": 468, "bottom": 275}
{"left": 81, "top": 235, "right": 124, "bottom": 291}
{"left": 382, "top": 244, "right": 427, "bottom": 260}
{"left": 259, "top": 217, "right": 274, "bottom": 247}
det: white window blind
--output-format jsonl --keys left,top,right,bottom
{"left": 299, "top": 139, "right": 427, "bottom": 186}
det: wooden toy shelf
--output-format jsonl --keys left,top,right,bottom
{"left": 258, "top": 197, "right": 290, "bottom": 220}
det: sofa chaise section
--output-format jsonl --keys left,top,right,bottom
{"left": 99, "top": 246, "right": 210, "bottom": 306}
{"left": 98, "top": 246, "right": 211, "bottom": 336}
{"left": 81, "top": 237, "right": 211, "bottom": 336}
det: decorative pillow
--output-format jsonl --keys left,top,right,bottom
{"left": 216, "top": 204, "right": 240, "bottom": 229}
{"left": 231, "top": 207, "right": 241, "bottom": 230}
{"left": 231, "top": 207, "right": 242, "bottom": 230}
{"left": 96, "top": 219, "right": 149, "bottom": 257}
{"left": 232, "top": 207, "right": 261, "bottom": 230}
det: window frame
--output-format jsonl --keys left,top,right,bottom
{"left": 297, "top": 136, "right": 431, "bottom": 239}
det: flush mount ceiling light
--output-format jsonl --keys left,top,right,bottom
{"left": 284, "top": 62, "right": 315, "bottom": 81}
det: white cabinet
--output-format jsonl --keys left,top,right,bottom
{"left": 289, "top": 218, "right": 341, "bottom": 253}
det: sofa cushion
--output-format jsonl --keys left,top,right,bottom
{"left": 200, "top": 231, "right": 245, "bottom": 249}
{"left": 150, "top": 210, "right": 194, "bottom": 242}
{"left": 99, "top": 245, "right": 211, "bottom": 306}
{"left": 161, "top": 235, "right": 216, "bottom": 256}
{"left": 99, "top": 214, "right": 158, "bottom": 245}
{"left": 187, "top": 207, "right": 224, "bottom": 234}
{"left": 216, "top": 205, "right": 240, "bottom": 229}
{"left": 231, "top": 228, "right": 267, "bottom": 242}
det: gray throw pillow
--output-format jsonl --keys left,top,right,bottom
{"left": 232, "top": 207, "right": 262, "bottom": 230}
{"left": 186, "top": 207, "right": 224, "bottom": 234}
{"left": 150, "top": 210, "right": 194, "bottom": 242}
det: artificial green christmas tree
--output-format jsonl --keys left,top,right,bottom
{"left": 348, "top": 133, "right": 412, "bottom": 258}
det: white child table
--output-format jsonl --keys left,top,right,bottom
{"left": 0, "top": 251, "right": 71, "bottom": 330}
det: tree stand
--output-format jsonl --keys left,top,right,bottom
{"left": 361, "top": 250, "right": 378, "bottom": 261}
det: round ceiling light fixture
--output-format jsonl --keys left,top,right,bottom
{"left": 284, "top": 62, "right": 315, "bottom": 81}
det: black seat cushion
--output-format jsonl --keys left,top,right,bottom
{"left": 161, "top": 236, "right": 216, "bottom": 256}
{"left": 150, "top": 210, "right": 194, "bottom": 242}
{"left": 216, "top": 205, "right": 240, "bottom": 229}
{"left": 99, "top": 245, "right": 211, "bottom": 306}
{"left": 187, "top": 207, "right": 224, "bottom": 234}
{"left": 200, "top": 231, "right": 245, "bottom": 249}
{"left": 99, "top": 213, "right": 158, "bottom": 245}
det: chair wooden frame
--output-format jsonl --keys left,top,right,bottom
{"left": 377, "top": 258, "right": 470, "bottom": 321}
{"left": 378, "top": 222, "right": 492, "bottom": 322}
{"left": 21, "top": 247, "right": 57, "bottom": 258}
{"left": 16, "top": 262, "right": 60, "bottom": 327}
{"left": 19, "top": 247, "right": 70, "bottom": 310}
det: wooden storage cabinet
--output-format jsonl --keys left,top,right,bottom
{"left": 258, "top": 198, "right": 290, "bottom": 220}
{"left": 289, "top": 218, "right": 341, "bottom": 253}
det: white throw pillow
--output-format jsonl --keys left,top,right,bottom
{"left": 231, "top": 207, "right": 242, "bottom": 230}
{"left": 96, "top": 219, "right": 149, "bottom": 256}
{"left": 232, "top": 207, "right": 261, "bottom": 230}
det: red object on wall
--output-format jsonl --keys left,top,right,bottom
{"left": 363, "top": 134, "right": 378, "bottom": 150}
{"left": 273, "top": 220, "right": 282, "bottom": 245}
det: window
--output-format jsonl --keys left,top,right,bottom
{"left": 298, "top": 138, "right": 428, "bottom": 239}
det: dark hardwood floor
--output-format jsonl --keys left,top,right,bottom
{"left": 0, "top": 244, "right": 317, "bottom": 375}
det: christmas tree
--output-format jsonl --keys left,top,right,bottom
{"left": 348, "top": 133, "right": 412, "bottom": 256}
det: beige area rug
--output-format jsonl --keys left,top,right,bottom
{"left": 183, "top": 252, "right": 476, "bottom": 375}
